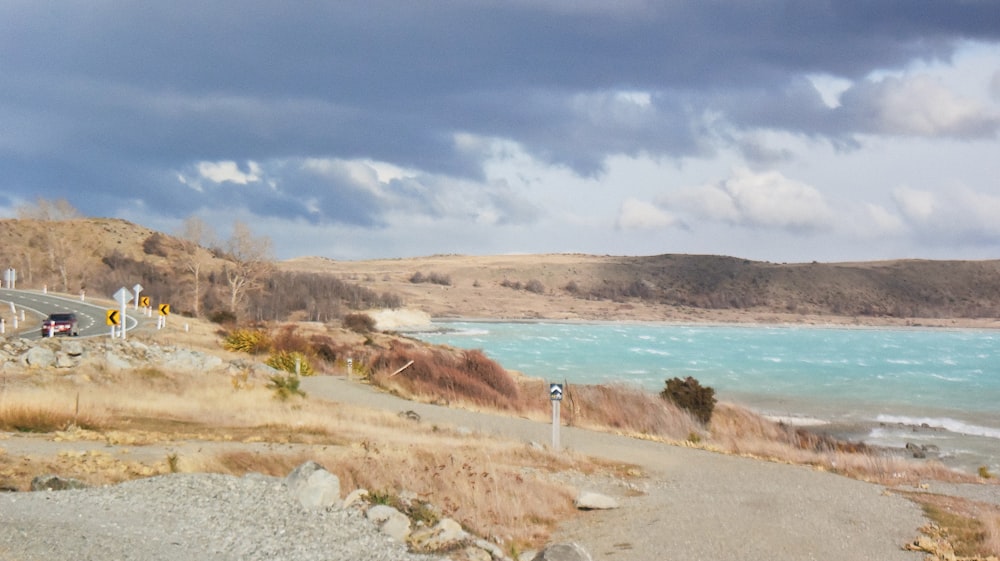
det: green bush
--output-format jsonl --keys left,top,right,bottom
{"left": 267, "top": 374, "right": 306, "bottom": 401}
{"left": 266, "top": 350, "right": 314, "bottom": 376}
{"left": 223, "top": 328, "right": 270, "bottom": 354}
{"left": 660, "top": 376, "right": 716, "bottom": 425}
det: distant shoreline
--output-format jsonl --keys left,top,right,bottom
{"left": 426, "top": 314, "right": 1000, "bottom": 331}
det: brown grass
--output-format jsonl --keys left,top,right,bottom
{"left": 0, "top": 361, "right": 614, "bottom": 550}
{"left": 370, "top": 341, "right": 522, "bottom": 411}
{"left": 900, "top": 491, "right": 1000, "bottom": 559}
{"left": 0, "top": 392, "right": 107, "bottom": 432}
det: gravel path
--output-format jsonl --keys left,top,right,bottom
{"left": 0, "top": 375, "right": 939, "bottom": 561}
{"left": 301, "top": 376, "right": 928, "bottom": 561}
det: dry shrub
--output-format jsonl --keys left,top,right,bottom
{"left": 370, "top": 343, "right": 521, "bottom": 410}
{"left": 559, "top": 383, "right": 702, "bottom": 441}
{"left": 335, "top": 444, "right": 577, "bottom": 548}
{"left": 196, "top": 450, "right": 315, "bottom": 476}
{"left": 0, "top": 393, "right": 106, "bottom": 432}
{"left": 269, "top": 324, "right": 312, "bottom": 354}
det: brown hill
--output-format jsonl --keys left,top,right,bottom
{"left": 282, "top": 254, "right": 1000, "bottom": 327}
{"left": 2, "top": 218, "right": 999, "bottom": 327}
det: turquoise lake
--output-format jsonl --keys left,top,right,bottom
{"left": 413, "top": 321, "right": 1000, "bottom": 472}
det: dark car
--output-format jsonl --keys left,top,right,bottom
{"left": 41, "top": 313, "right": 79, "bottom": 337}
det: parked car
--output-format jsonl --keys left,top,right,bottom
{"left": 41, "top": 312, "right": 79, "bottom": 337}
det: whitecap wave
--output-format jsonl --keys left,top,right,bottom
{"left": 875, "top": 414, "right": 1000, "bottom": 439}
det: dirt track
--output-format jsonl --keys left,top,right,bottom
{"left": 299, "top": 375, "right": 928, "bottom": 561}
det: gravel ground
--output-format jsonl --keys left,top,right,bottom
{"left": 0, "top": 472, "right": 445, "bottom": 561}
{"left": 2, "top": 374, "right": 983, "bottom": 561}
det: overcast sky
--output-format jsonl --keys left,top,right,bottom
{"left": 3, "top": 2, "right": 1000, "bottom": 263}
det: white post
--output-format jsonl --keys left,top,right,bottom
{"left": 551, "top": 400, "right": 561, "bottom": 451}
{"left": 347, "top": 358, "right": 353, "bottom": 378}
{"left": 0, "top": 318, "right": 5, "bottom": 334}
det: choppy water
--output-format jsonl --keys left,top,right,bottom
{"left": 413, "top": 321, "right": 1000, "bottom": 473}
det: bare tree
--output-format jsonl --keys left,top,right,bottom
{"left": 16, "top": 197, "right": 81, "bottom": 292}
{"left": 223, "top": 221, "right": 273, "bottom": 316}
{"left": 178, "top": 216, "right": 216, "bottom": 317}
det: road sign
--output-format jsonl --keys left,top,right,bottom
{"left": 106, "top": 309, "right": 120, "bottom": 326}
{"left": 158, "top": 304, "right": 170, "bottom": 316}
{"left": 113, "top": 287, "right": 133, "bottom": 306}
{"left": 549, "top": 383, "right": 564, "bottom": 401}
{"left": 139, "top": 296, "right": 150, "bottom": 307}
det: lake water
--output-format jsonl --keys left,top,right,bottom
{"left": 412, "top": 321, "right": 1000, "bottom": 473}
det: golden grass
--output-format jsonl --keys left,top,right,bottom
{"left": 0, "top": 362, "right": 614, "bottom": 550}
{"left": 901, "top": 491, "right": 1000, "bottom": 559}
{"left": 0, "top": 391, "right": 107, "bottom": 432}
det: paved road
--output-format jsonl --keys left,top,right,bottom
{"left": 300, "top": 375, "right": 927, "bottom": 561}
{"left": 0, "top": 289, "right": 139, "bottom": 338}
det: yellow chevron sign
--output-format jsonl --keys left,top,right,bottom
{"left": 158, "top": 304, "right": 170, "bottom": 316}
{"left": 106, "top": 309, "right": 120, "bottom": 326}
{"left": 139, "top": 296, "right": 150, "bottom": 307}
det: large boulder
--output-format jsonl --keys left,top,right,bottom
{"left": 285, "top": 461, "right": 341, "bottom": 510}
{"left": 573, "top": 491, "right": 619, "bottom": 510}
{"left": 409, "top": 517, "right": 470, "bottom": 552}
{"left": 22, "top": 346, "right": 56, "bottom": 368}
{"left": 366, "top": 504, "right": 411, "bottom": 542}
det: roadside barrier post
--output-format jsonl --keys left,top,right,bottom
{"left": 549, "top": 383, "right": 563, "bottom": 451}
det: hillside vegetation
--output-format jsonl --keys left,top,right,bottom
{"left": 3, "top": 217, "right": 1000, "bottom": 325}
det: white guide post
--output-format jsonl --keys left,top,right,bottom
{"left": 549, "top": 383, "right": 564, "bottom": 451}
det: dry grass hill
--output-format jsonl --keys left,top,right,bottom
{"left": 2, "top": 217, "right": 1000, "bottom": 327}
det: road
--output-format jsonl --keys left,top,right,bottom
{"left": 0, "top": 288, "right": 139, "bottom": 339}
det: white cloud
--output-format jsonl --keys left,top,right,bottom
{"left": 867, "top": 74, "right": 999, "bottom": 137}
{"left": 859, "top": 203, "right": 907, "bottom": 237}
{"left": 616, "top": 197, "right": 677, "bottom": 230}
{"left": 669, "top": 168, "right": 834, "bottom": 231}
{"left": 197, "top": 160, "right": 261, "bottom": 185}
{"left": 892, "top": 187, "right": 936, "bottom": 222}
{"left": 807, "top": 73, "right": 853, "bottom": 108}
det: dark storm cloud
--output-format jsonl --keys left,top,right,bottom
{"left": 2, "top": 1, "right": 999, "bottom": 224}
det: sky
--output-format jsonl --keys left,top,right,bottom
{"left": 3, "top": 2, "right": 1000, "bottom": 263}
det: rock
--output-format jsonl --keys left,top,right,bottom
{"left": 22, "top": 346, "right": 56, "bottom": 368}
{"left": 55, "top": 352, "right": 76, "bottom": 368}
{"left": 409, "top": 517, "right": 469, "bottom": 552}
{"left": 285, "top": 461, "right": 341, "bottom": 510}
{"left": 30, "top": 474, "right": 88, "bottom": 491}
{"left": 573, "top": 491, "right": 619, "bottom": 510}
{"left": 367, "top": 504, "right": 411, "bottom": 542}
{"left": 531, "top": 542, "right": 593, "bottom": 561}
{"left": 473, "top": 537, "right": 511, "bottom": 561}
{"left": 343, "top": 488, "right": 369, "bottom": 509}
{"left": 103, "top": 350, "right": 133, "bottom": 370}
{"left": 399, "top": 410, "right": 421, "bottom": 421}
{"left": 62, "top": 340, "right": 85, "bottom": 357}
